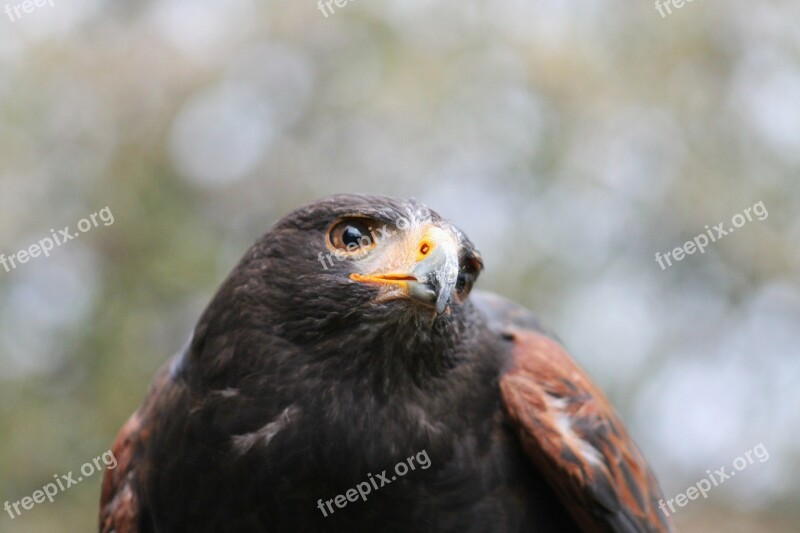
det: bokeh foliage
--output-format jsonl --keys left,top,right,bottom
{"left": 0, "top": 0, "right": 798, "bottom": 531}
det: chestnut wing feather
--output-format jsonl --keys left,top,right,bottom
{"left": 474, "top": 292, "right": 672, "bottom": 533}
{"left": 99, "top": 411, "right": 146, "bottom": 533}
{"left": 99, "top": 361, "right": 177, "bottom": 533}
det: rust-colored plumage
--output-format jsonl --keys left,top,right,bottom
{"left": 501, "top": 330, "right": 671, "bottom": 532}
{"left": 100, "top": 364, "right": 175, "bottom": 533}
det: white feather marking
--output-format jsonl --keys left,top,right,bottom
{"left": 231, "top": 405, "right": 299, "bottom": 454}
{"left": 548, "top": 396, "right": 604, "bottom": 467}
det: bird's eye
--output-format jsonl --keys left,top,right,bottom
{"left": 455, "top": 271, "right": 474, "bottom": 297}
{"left": 328, "top": 219, "right": 376, "bottom": 253}
{"left": 454, "top": 255, "right": 482, "bottom": 302}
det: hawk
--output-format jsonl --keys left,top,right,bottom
{"left": 100, "top": 194, "right": 672, "bottom": 532}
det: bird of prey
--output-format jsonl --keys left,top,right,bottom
{"left": 100, "top": 194, "right": 672, "bottom": 533}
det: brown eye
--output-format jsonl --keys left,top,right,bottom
{"left": 455, "top": 255, "right": 482, "bottom": 301}
{"left": 328, "top": 219, "right": 376, "bottom": 253}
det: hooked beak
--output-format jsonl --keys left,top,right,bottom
{"left": 350, "top": 225, "right": 460, "bottom": 314}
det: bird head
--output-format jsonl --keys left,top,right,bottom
{"left": 188, "top": 194, "right": 485, "bottom": 384}
{"left": 266, "top": 194, "right": 483, "bottom": 321}
{"left": 330, "top": 209, "right": 481, "bottom": 316}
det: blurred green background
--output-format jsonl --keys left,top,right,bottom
{"left": 1, "top": 0, "right": 798, "bottom": 531}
